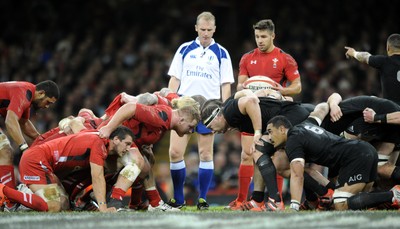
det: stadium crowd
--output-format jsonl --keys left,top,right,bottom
{"left": 0, "top": 0, "right": 400, "bottom": 212}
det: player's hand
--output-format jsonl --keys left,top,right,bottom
{"left": 99, "top": 206, "right": 117, "bottom": 212}
{"left": 120, "top": 92, "right": 137, "bottom": 104}
{"left": 344, "top": 46, "right": 355, "bottom": 59}
{"left": 363, "top": 107, "right": 376, "bottom": 123}
{"left": 98, "top": 126, "right": 111, "bottom": 139}
{"left": 329, "top": 103, "right": 343, "bottom": 122}
{"left": 251, "top": 132, "right": 263, "bottom": 153}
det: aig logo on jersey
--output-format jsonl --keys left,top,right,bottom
{"left": 348, "top": 174, "right": 362, "bottom": 183}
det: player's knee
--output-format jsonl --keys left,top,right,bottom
{"left": 332, "top": 190, "right": 353, "bottom": 210}
{"left": 169, "top": 149, "right": 184, "bottom": 162}
{"left": 0, "top": 135, "right": 13, "bottom": 163}
{"left": 241, "top": 149, "right": 253, "bottom": 161}
{"left": 120, "top": 163, "right": 141, "bottom": 183}
{"left": 198, "top": 150, "right": 212, "bottom": 161}
{"left": 35, "top": 185, "right": 68, "bottom": 212}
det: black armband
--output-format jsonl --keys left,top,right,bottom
{"left": 374, "top": 114, "right": 387, "bottom": 123}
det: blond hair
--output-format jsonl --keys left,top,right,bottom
{"left": 178, "top": 105, "right": 201, "bottom": 123}
{"left": 196, "top": 11, "right": 215, "bottom": 25}
{"left": 171, "top": 96, "right": 200, "bottom": 110}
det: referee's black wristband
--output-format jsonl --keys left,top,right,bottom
{"left": 374, "top": 114, "right": 387, "bottom": 123}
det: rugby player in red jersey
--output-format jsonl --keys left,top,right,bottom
{"left": 0, "top": 80, "right": 59, "bottom": 195}
{"left": 0, "top": 126, "right": 135, "bottom": 212}
{"left": 229, "top": 19, "right": 302, "bottom": 211}
{"left": 98, "top": 95, "right": 200, "bottom": 211}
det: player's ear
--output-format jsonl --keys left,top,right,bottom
{"left": 36, "top": 90, "right": 46, "bottom": 99}
{"left": 195, "top": 25, "right": 198, "bottom": 32}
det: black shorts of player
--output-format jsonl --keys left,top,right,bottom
{"left": 346, "top": 117, "right": 400, "bottom": 144}
{"left": 336, "top": 141, "right": 378, "bottom": 187}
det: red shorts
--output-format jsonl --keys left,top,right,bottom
{"left": 19, "top": 148, "right": 58, "bottom": 185}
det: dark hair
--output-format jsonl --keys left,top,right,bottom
{"left": 201, "top": 99, "right": 223, "bottom": 124}
{"left": 109, "top": 126, "right": 135, "bottom": 141}
{"left": 36, "top": 80, "right": 60, "bottom": 99}
{"left": 267, "top": 115, "right": 292, "bottom": 129}
{"left": 387, "top": 33, "right": 400, "bottom": 50}
{"left": 253, "top": 19, "right": 275, "bottom": 32}
{"left": 191, "top": 95, "right": 207, "bottom": 108}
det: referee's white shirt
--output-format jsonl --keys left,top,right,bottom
{"left": 168, "top": 38, "right": 234, "bottom": 100}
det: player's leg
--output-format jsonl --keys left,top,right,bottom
{"left": 145, "top": 169, "right": 179, "bottom": 212}
{"left": 109, "top": 147, "right": 149, "bottom": 208}
{"left": 168, "top": 131, "right": 190, "bottom": 207}
{"left": 0, "top": 129, "right": 16, "bottom": 189}
{"left": 196, "top": 132, "right": 214, "bottom": 210}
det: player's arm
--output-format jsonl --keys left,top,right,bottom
{"left": 90, "top": 162, "right": 116, "bottom": 212}
{"left": 69, "top": 117, "right": 87, "bottom": 133}
{"left": 98, "top": 102, "right": 137, "bottom": 138}
{"left": 168, "top": 76, "right": 181, "bottom": 93}
{"left": 5, "top": 110, "right": 28, "bottom": 147}
{"left": 363, "top": 108, "right": 400, "bottom": 124}
{"left": 345, "top": 46, "right": 371, "bottom": 64}
{"left": 19, "top": 119, "right": 40, "bottom": 140}
{"left": 327, "top": 92, "right": 343, "bottom": 122}
{"left": 276, "top": 77, "right": 302, "bottom": 96}
{"left": 238, "top": 95, "right": 262, "bottom": 148}
{"left": 221, "top": 83, "right": 232, "bottom": 102}
{"left": 237, "top": 74, "right": 249, "bottom": 91}
{"left": 289, "top": 158, "right": 305, "bottom": 211}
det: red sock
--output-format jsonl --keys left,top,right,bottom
{"left": 237, "top": 164, "right": 254, "bottom": 202}
{"left": 111, "top": 187, "right": 125, "bottom": 201}
{"left": 3, "top": 186, "right": 48, "bottom": 211}
{"left": 0, "top": 165, "right": 16, "bottom": 189}
{"left": 276, "top": 174, "right": 284, "bottom": 201}
{"left": 146, "top": 189, "right": 162, "bottom": 207}
{"left": 129, "top": 184, "right": 144, "bottom": 207}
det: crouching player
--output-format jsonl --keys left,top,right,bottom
{"left": 0, "top": 126, "right": 135, "bottom": 212}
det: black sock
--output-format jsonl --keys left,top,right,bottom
{"left": 303, "top": 172, "right": 328, "bottom": 196}
{"left": 304, "top": 187, "right": 318, "bottom": 202}
{"left": 256, "top": 154, "right": 281, "bottom": 202}
{"left": 347, "top": 191, "right": 393, "bottom": 210}
{"left": 252, "top": 191, "right": 264, "bottom": 203}
{"left": 326, "top": 181, "right": 336, "bottom": 190}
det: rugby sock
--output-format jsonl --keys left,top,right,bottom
{"left": 146, "top": 187, "right": 162, "bottom": 207}
{"left": 170, "top": 160, "right": 186, "bottom": 204}
{"left": 348, "top": 191, "right": 393, "bottom": 210}
{"left": 111, "top": 187, "right": 125, "bottom": 201}
{"left": 391, "top": 166, "right": 400, "bottom": 184}
{"left": 256, "top": 155, "right": 281, "bottom": 202}
{"left": 0, "top": 165, "right": 16, "bottom": 188}
{"left": 198, "top": 160, "right": 214, "bottom": 200}
{"left": 3, "top": 186, "right": 48, "bottom": 211}
{"left": 252, "top": 191, "right": 264, "bottom": 203}
{"left": 129, "top": 183, "right": 144, "bottom": 208}
{"left": 277, "top": 174, "right": 284, "bottom": 201}
{"left": 303, "top": 172, "right": 328, "bottom": 196}
{"left": 237, "top": 164, "right": 254, "bottom": 202}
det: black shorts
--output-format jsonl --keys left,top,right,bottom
{"left": 346, "top": 117, "right": 400, "bottom": 144}
{"left": 336, "top": 141, "right": 378, "bottom": 187}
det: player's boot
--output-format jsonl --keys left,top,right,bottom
{"left": 0, "top": 183, "right": 8, "bottom": 208}
{"left": 265, "top": 197, "right": 284, "bottom": 211}
{"left": 197, "top": 198, "right": 209, "bottom": 210}
{"left": 225, "top": 199, "right": 243, "bottom": 211}
{"left": 391, "top": 185, "right": 400, "bottom": 208}
{"left": 166, "top": 198, "right": 186, "bottom": 209}
{"left": 148, "top": 200, "right": 180, "bottom": 212}
{"left": 241, "top": 199, "right": 264, "bottom": 211}
{"left": 317, "top": 189, "right": 334, "bottom": 211}
{"left": 299, "top": 199, "right": 318, "bottom": 211}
